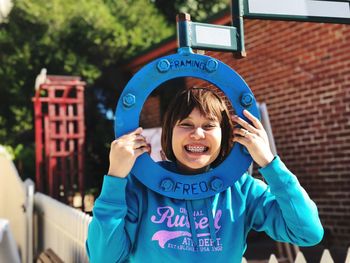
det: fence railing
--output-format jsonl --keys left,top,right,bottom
{"left": 34, "top": 192, "right": 92, "bottom": 263}
{"left": 0, "top": 151, "right": 91, "bottom": 263}
{"left": 242, "top": 247, "right": 350, "bottom": 263}
{"left": 0, "top": 154, "right": 34, "bottom": 263}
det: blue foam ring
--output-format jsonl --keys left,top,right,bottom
{"left": 115, "top": 50, "right": 259, "bottom": 200}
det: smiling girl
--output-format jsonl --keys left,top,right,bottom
{"left": 86, "top": 88, "right": 323, "bottom": 263}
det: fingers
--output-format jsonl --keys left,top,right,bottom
{"left": 134, "top": 145, "right": 151, "bottom": 158}
{"left": 113, "top": 136, "right": 148, "bottom": 149}
{"left": 119, "top": 127, "right": 143, "bottom": 138}
{"left": 129, "top": 127, "right": 143, "bottom": 135}
{"left": 132, "top": 139, "right": 148, "bottom": 149}
{"left": 117, "top": 127, "right": 146, "bottom": 142}
{"left": 232, "top": 110, "right": 264, "bottom": 132}
{"left": 131, "top": 134, "right": 147, "bottom": 142}
{"left": 232, "top": 115, "right": 257, "bottom": 134}
{"left": 232, "top": 134, "right": 249, "bottom": 146}
{"left": 243, "top": 110, "right": 264, "bottom": 130}
{"left": 112, "top": 126, "right": 151, "bottom": 156}
{"left": 233, "top": 127, "right": 252, "bottom": 138}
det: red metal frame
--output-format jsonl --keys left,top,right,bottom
{"left": 32, "top": 75, "right": 86, "bottom": 204}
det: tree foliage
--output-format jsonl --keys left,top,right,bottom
{"left": 0, "top": 0, "right": 230, "bottom": 187}
{"left": 0, "top": 0, "right": 173, "bottom": 179}
{"left": 153, "top": 0, "right": 229, "bottom": 23}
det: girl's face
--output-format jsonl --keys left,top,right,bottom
{"left": 172, "top": 108, "right": 222, "bottom": 174}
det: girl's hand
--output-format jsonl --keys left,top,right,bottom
{"left": 107, "top": 127, "right": 150, "bottom": 178}
{"left": 232, "top": 110, "right": 274, "bottom": 167}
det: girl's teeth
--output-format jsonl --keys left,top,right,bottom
{"left": 186, "top": 145, "right": 207, "bottom": 153}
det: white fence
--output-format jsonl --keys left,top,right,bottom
{"left": 0, "top": 152, "right": 91, "bottom": 263}
{"left": 34, "top": 193, "right": 91, "bottom": 262}
{"left": 0, "top": 154, "right": 34, "bottom": 263}
{"left": 243, "top": 247, "right": 350, "bottom": 263}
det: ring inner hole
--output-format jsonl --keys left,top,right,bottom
{"left": 139, "top": 77, "right": 235, "bottom": 171}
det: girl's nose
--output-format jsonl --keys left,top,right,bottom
{"left": 190, "top": 127, "right": 205, "bottom": 139}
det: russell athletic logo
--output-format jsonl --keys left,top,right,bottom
{"left": 150, "top": 206, "right": 223, "bottom": 252}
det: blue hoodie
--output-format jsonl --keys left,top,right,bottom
{"left": 86, "top": 156, "right": 323, "bottom": 263}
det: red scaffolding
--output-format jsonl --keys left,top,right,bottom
{"left": 32, "top": 75, "right": 86, "bottom": 203}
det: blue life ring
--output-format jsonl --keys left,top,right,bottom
{"left": 115, "top": 49, "right": 259, "bottom": 200}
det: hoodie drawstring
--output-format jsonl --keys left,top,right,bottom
{"left": 186, "top": 198, "right": 218, "bottom": 249}
{"left": 186, "top": 200, "right": 198, "bottom": 248}
{"left": 205, "top": 198, "right": 217, "bottom": 246}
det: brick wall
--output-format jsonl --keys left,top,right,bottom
{"left": 140, "top": 95, "right": 161, "bottom": 128}
{"left": 126, "top": 19, "right": 350, "bottom": 247}
{"left": 202, "top": 20, "right": 350, "bottom": 247}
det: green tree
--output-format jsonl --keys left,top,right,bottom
{"left": 0, "top": 0, "right": 173, "bottom": 181}
{"left": 153, "top": 0, "right": 230, "bottom": 23}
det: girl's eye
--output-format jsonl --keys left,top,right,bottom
{"left": 204, "top": 124, "right": 218, "bottom": 129}
{"left": 179, "top": 123, "right": 192, "bottom": 127}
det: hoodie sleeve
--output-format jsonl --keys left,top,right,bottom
{"left": 244, "top": 156, "right": 324, "bottom": 246}
{"left": 86, "top": 175, "right": 140, "bottom": 263}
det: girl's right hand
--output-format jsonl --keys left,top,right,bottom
{"left": 107, "top": 127, "right": 150, "bottom": 178}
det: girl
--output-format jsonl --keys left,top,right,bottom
{"left": 86, "top": 88, "right": 323, "bottom": 263}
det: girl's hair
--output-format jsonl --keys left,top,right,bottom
{"left": 161, "top": 88, "right": 234, "bottom": 167}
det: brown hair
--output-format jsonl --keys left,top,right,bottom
{"left": 161, "top": 88, "right": 234, "bottom": 167}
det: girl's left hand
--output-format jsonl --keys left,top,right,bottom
{"left": 232, "top": 109, "right": 274, "bottom": 167}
